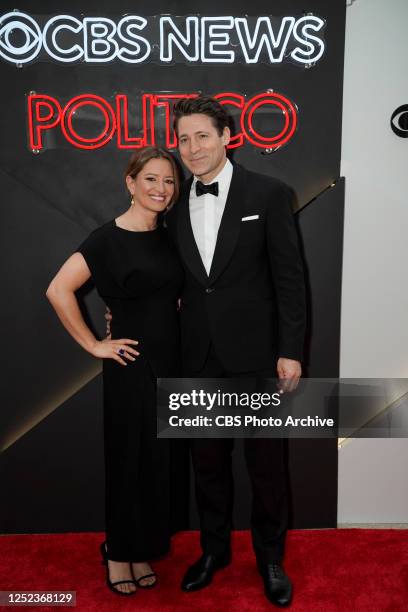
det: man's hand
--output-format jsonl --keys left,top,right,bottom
{"left": 276, "top": 357, "right": 301, "bottom": 393}
{"left": 105, "top": 307, "right": 112, "bottom": 338}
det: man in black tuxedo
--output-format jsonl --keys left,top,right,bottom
{"left": 165, "top": 96, "right": 306, "bottom": 607}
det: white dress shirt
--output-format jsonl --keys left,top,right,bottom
{"left": 189, "top": 158, "right": 233, "bottom": 275}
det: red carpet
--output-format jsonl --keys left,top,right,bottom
{"left": 0, "top": 530, "right": 407, "bottom": 611}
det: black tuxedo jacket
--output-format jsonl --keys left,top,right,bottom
{"left": 166, "top": 162, "right": 306, "bottom": 373}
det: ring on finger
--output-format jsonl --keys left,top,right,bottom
{"left": 117, "top": 348, "right": 125, "bottom": 356}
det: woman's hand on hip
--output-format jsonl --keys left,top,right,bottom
{"left": 90, "top": 338, "right": 139, "bottom": 365}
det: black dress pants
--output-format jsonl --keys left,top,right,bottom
{"left": 184, "top": 344, "right": 288, "bottom": 564}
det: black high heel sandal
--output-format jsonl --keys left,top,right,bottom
{"left": 132, "top": 569, "right": 158, "bottom": 589}
{"left": 100, "top": 542, "right": 137, "bottom": 596}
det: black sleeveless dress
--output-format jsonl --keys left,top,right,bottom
{"left": 77, "top": 219, "right": 187, "bottom": 562}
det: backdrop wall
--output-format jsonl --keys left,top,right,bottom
{"left": 0, "top": 0, "right": 346, "bottom": 532}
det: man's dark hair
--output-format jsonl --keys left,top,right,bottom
{"left": 173, "top": 96, "right": 229, "bottom": 136}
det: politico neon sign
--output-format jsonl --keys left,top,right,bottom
{"left": 27, "top": 91, "right": 298, "bottom": 152}
{"left": 1, "top": 11, "right": 325, "bottom": 66}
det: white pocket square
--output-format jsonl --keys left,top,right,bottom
{"left": 241, "top": 215, "right": 259, "bottom": 221}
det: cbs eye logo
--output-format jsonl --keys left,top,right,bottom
{"left": 390, "top": 105, "right": 408, "bottom": 138}
{"left": 0, "top": 12, "right": 42, "bottom": 64}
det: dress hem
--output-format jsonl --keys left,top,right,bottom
{"left": 104, "top": 542, "right": 171, "bottom": 563}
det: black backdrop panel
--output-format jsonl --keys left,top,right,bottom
{"left": 288, "top": 178, "right": 345, "bottom": 528}
{"left": 301, "top": 179, "right": 345, "bottom": 378}
{"left": 0, "top": 0, "right": 346, "bottom": 531}
{"left": 0, "top": 377, "right": 105, "bottom": 533}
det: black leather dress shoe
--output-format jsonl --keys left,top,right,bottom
{"left": 258, "top": 562, "right": 293, "bottom": 607}
{"left": 181, "top": 553, "right": 231, "bottom": 592}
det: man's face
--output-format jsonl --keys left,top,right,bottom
{"left": 177, "top": 113, "right": 230, "bottom": 183}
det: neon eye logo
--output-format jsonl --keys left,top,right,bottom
{"left": 0, "top": 12, "right": 41, "bottom": 63}
{"left": 390, "top": 105, "right": 408, "bottom": 138}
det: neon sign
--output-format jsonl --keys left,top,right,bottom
{"left": 27, "top": 91, "right": 298, "bottom": 152}
{"left": 1, "top": 11, "right": 326, "bottom": 66}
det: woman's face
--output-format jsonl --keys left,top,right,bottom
{"left": 126, "top": 157, "right": 175, "bottom": 213}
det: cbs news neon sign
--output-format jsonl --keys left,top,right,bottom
{"left": 1, "top": 11, "right": 325, "bottom": 66}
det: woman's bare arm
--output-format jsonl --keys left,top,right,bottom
{"left": 46, "top": 253, "right": 139, "bottom": 365}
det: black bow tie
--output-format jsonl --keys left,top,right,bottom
{"left": 196, "top": 180, "right": 219, "bottom": 197}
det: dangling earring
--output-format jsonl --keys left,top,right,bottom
{"left": 130, "top": 194, "right": 134, "bottom": 205}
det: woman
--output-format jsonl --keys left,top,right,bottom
{"left": 46, "top": 147, "right": 187, "bottom": 596}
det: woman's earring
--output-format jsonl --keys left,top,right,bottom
{"left": 130, "top": 194, "right": 134, "bottom": 205}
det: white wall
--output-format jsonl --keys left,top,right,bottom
{"left": 338, "top": 438, "right": 408, "bottom": 523}
{"left": 338, "top": 0, "right": 408, "bottom": 523}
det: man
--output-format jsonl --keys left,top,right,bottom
{"left": 165, "top": 96, "right": 306, "bottom": 607}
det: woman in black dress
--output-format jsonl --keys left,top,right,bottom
{"left": 46, "top": 147, "right": 187, "bottom": 596}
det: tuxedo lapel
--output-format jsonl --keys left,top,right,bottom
{"left": 177, "top": 177, "right": 209, "bottom": 286}
{"left": 208, "top": 163, "right": 247, "bottom": 285}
